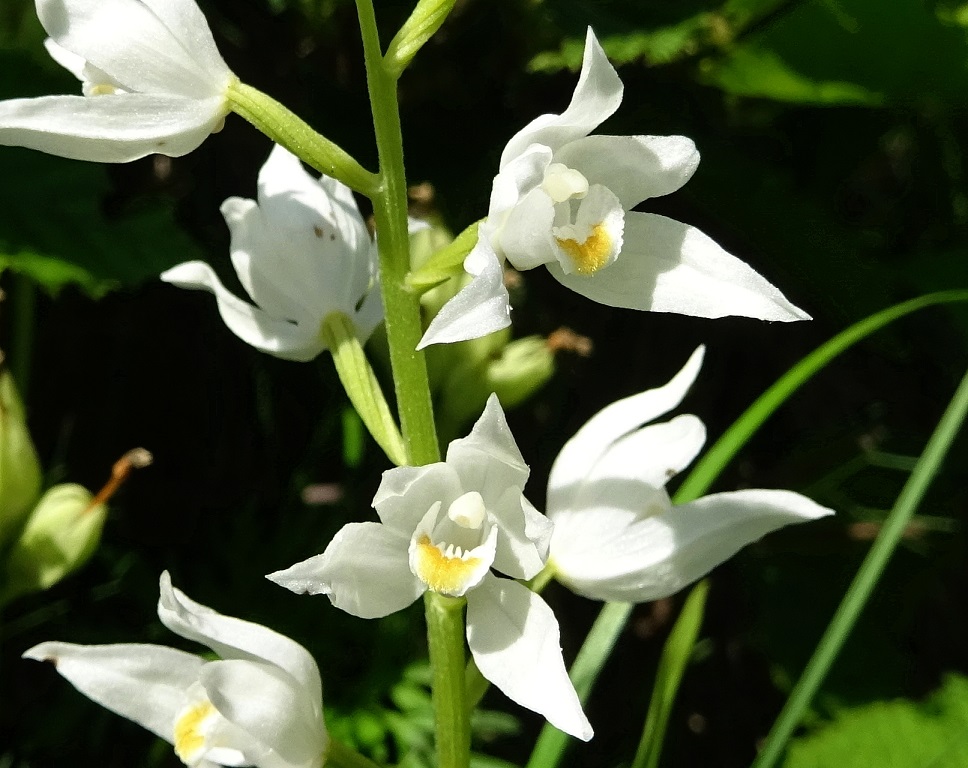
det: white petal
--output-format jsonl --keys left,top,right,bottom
{"left": 157, "top": 573, "right": 322, "bottom": 707}
{"left": 499, "top": 187, "right": 558, "bottom": 270}
{"left": 488, "top": 144, "right": 554, "bottom": 218}
{"left": 352, "top": 274, "right": 385, "bottom": 343}
{"left": 201, "top": 660, "right": 326, "bottom": 768}
{"left": 221, "top": 147, "right": 373, "bottom": 323}
{"left": 0, "top": 93, "right": 225, "bottom": 162}
{"left": 547, "top": 345, "right": 704, "bottom": 514}
{"left": 522, "top": 495, "right": 554, "bottom": 563}
{"left": 266, "top": 523, "right": 424, "bottom": 619}
{"left": 219, "top": 197, "right": 304, "bottom": 322}
{"left": 485, "top": 492, "right": 547, "bottom": 582}
{"left": 549, "top": 212, "right": 811, "bottom": 320}
{"left": 500, "top": 28, "right": 622, "bottom": 166}
{"left": 555, "top": 134, "right": 700, "bottom": 209}
{"left": 139, "top": 0, "right": 232, "bottom": 86}
{"left": 160, "top": 261, "right": 326, "bottom": 361}
{"left": 417, "top": 241, "right": 511, "bottom": 349}
{"left": 466, "top": 576, "right": 592, "bottom": 741}
{"left": 23, "top": 641, "right": 202, "bottom": 742}
{"left": 37, "top": 0, "right": 230, "bottom": 97}
{"left": 446, "top": 394, "right": 529, "bottom": 491}
{"left": 43, "top": 38, "right": 88, "bottom": 81}
{"left": 443, "top": 394, "right": 544, "bottom": 578}
{"left": 373, "top": 463, "right": 464, "bottom": 535}
{"left": 557, "top": 489, "right": 833, "bottom": 602}
{"left": 564, "top": 415, "right": 706, "bottom": 518}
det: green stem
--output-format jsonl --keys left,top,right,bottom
{"left": 425, "top": 592, "right": 471, "bottom": 768}
{"left": 354, "top": 0, "right": 439, "bottom": 467}
{"left": 226, "top": 81, "right": 379, "bottom": 196}
{"left": 750, "top": 364, "right": 968, "bottom": 768}
{"left": 326, "top": 737, "right": 385, "bottom": 768}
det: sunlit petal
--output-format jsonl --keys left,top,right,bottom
{"left": 160, "top": 261, "right": 325, "bottom": 361}
{"left": 555, "top": 134, "right": 700, "bottom": 208}
{"left": 417, "top": 240, "right": 511, "bottom": 348}
{"left": 22, "top": 641, "right": 201, "bottom": 742}
{"left": 0, "top": 93, "right": 225, "bottom": 162}
{"left": 547, "top": 346, "right": 704, "bottom": 514}
{"left": 157, "top": 572, "right": 322, "bottom": 705}
{"left": 267, "top": 523, "right": 424, "bottom": 619}
{"left": 500, "top": 28, "right": 622, "bottom": 165}
{"left": 466, "top": 576, "right": 592, "bottom": 741}
{"left": 550, "top": 212, "right": 811, "bottom": 320}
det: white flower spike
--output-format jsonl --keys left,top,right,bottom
{"left": 0, "top": 0, "right": 236, "bottom": 163}
{"left": 546, "top": 346, "right": 833, "bottom": 602}
{"left": 268, "top": 394, "right": 592, "bottom": 742}
{"left": 162, "top": 144, "right": 383, "bottom": 361}
{"left": 23, "top": 572, "right": 327, "bottom": 768}
{"left": 419, "top": 28, "right": 810, "bottom": 348}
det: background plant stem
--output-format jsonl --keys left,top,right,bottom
{"left": 750, "top": 363, "right": 968, "bottom": 768}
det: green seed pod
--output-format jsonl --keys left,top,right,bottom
{"left": 0, "top": 369, "right": 42, "bottom": 548}
{"left": 1, "top": 484, "right": 105, "bottom": 604}
{"left": 437, "top": 335, "right": 555, "bottom": 443}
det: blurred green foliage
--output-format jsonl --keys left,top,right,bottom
{"left": 0, "top": 0, "right": 967, "bottom": 767}
{"left": 784, "top": 674, "right": 968, "bottom": 768}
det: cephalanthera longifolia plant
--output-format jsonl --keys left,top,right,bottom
{"left": 2, "top": 2, "right": 967, "bottom": 768}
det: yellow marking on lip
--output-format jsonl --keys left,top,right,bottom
{"left": 173, "top": 700, "right": 215, "bottom": 764}
{"left": 413, "top": 534, "right": 482, "bottom": 595}
{"left": 556, "top": 223, "right": 612, "bottom": 275}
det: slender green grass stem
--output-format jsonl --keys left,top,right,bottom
{"left": 632, "top": 581, "right": 710, "bottom": 768}
{"left": 326, "top": 738, "right": 384, "bottom": 768}
{"left": 525, "top": 290, "right": 968, "bottom": 768}
{"left": 750, "top": 364, "right": 968, "bottom": 768}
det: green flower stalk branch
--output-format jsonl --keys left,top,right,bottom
{"left": 321, "top": 313, "right": 407, "bottom": 467}
{"left": 385, "top": 0, "right": 459, "bottom": 79}
{"left": 226, "top": 82, "right": 379, "bottom": 197}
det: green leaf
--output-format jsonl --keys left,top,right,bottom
{"left": 0, "top": 147, "right": 204, "bottom": 297}
{"left": 701, "top": 0, "right": 968, "bottom": 105}
{"left": 632, "top": 580, "right": 710, "bottom": 768}
{"left": 698, "top": 46, "right": 882, "bottom": 106}
{"left": 784, "top": 675, "right": 968, "bottom": 768}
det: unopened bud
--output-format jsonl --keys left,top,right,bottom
{"left": 0, "top": 369, "right": 42, "bottom": 548}
{"left": 1, "top": 484, "right": 104, "bottom": 604}
{"left": 437, "top": 336, "right": 554, "bottom": 439}
{"left": 0, "top": 448, "right": 151, "bottom": 605}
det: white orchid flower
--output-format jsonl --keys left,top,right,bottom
{"left": 547, "top": 346, "right": 833, "bottom": 602}
{"left": 268, "top": 394, "right": 592, "bottom": 742}
{"left": 419, "top": 28, "right": 810, "bottom": 348}
{"left": 23, "top": 572, "right": 327, "bottom": 768}
{"left": 162, "top": 144, "right": 383, "bottom": 361}
{"left": 0, "top": 0, "right": 236, "bottom": 163}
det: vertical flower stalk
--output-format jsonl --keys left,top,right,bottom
{"left": 354, "top": 0, "right": 439, "bottom": 468}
